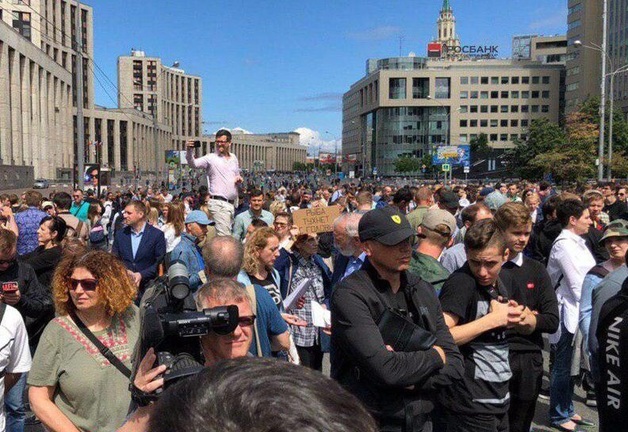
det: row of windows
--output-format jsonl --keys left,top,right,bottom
{"left": 460, "top": 90, "right": 551, "bottom": 99}
{"left": 460, "top": 104, "right": 550, "bottom": 115}
{"left": 460, "top": 76, "right": 551, "bottom": 85}
{"left": 460, "top": 119, "right": 531, "bottom": 128}
{"left": 460, "top": 133, "right": 526, "bottom": 143}
{"left": 568, "top": 3, "right": 583, "bottom": 16}
{"left": 568, "top": 19, "right": 581, "bottom": 31}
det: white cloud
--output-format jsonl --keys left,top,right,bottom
{"left": 293, "top": 127, "right": 341, "bottom": 156}
{"left": 212, "top": 126, "right": 254, "bottom": 134}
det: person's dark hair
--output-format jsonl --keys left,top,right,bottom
{"left": 40, "top": 216, "right": 67, "bottom": 244}
{"left": 274, "top": 211, "right": 293, "bottom": 225}
{"left": 249, "top": 219, "right": 268, "bottom": 229}
{"left": 125, "top": 200, "right": 147, "bottom": 217}
{"left": 24, "top": 190, "right": 43, "bottom": 208}
{"left": 202, "top": 236, "right": 244, "bottom": 278}
{"left": 393, "top": 187, "right": 413, "bottom": 205}
{"left": 541, "top": 195, "right": 562, "bottom": 219}
{"left": 556, "top": 198, "right": 586, "bottom": 228}
{"left": 52, "top": 192, "right": 73, "bottom": 211}
{"left": 460, "top": 203, "right": 490, "bottom": 225}
{"left": 215, "top": 129, "right": 232, "bottom": 142}
{"left": 249, "top": 189, "right": 263, "bottom": 199}
{"left": 148, "top": 357, "right": 378, "bottom": 432}
{"left": 464, "top": 219, "right": 506, "bottom": 253}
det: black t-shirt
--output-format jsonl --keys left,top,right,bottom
{"left": 249, "top": 273, "right": 282, "bottom": 309}
{"left": 605, "top": 199, "right": 628, "bottom": 222}
{"left": 438, "top": 264, "right": 511, "bottom": 415}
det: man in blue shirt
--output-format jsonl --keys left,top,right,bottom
{"left": 171, "top": 211, "right": 215, "bottom": 292}
{"left": 69, "top": 189, "right": 90, "bottom": 222}
{"left": 232, "top": 189, "right": 274, "bottom": 242}
{"left": 14, "top": 190, "right": 46, "bottom": 256}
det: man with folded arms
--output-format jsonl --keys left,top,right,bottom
{"left": 331, "top": 207, "right": 462, "bottom": 431}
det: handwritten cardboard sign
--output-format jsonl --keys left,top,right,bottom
{"left": 292, "top": 206, "right": 341, "bottom": 235}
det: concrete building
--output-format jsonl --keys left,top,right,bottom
{"left": 513, "top": 35, "right": 568, "bottom": 64}
{"left": 198, "top": 132, "right": 307, "bottom": 172}
{"left": 608, "top": 0, "right": 628, "bottom": 114}
{"left": 342, "top": 57, "right": 565, "bottom": 176}
{"left": 565, "top": 0, "right": 603, "bottom": 112}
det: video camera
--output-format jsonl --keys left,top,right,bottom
{"left": 135, "top": 260, "right": 239, "bottom": 397}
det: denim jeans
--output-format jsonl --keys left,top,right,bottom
{"left": 5, "top": 372, "right": 27, "bottom": 432}
{"left": 549, "top": 324, "right": 575, "bottom": 426}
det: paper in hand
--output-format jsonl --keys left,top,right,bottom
{"left": 283, "top": 278, "right": 312, "bottom": 311}
{"left": 311, "top": 301, "right": 331, "bottom": 328}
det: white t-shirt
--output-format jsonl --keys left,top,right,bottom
{"left": 0, "top": 306, "right": 32, "bottom": 430}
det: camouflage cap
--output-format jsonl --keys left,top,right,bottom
{"left": 599, "top": 219, "right": 628, "bottom": 244}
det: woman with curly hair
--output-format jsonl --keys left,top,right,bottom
{"left": 27, "top": 250, "right": 139, "bottom": 432}
{"left": 238, "top": 227, "right": 283, "bottom": 307}
{"left": 160, "top": 201, "right": 185, "bottom": 253}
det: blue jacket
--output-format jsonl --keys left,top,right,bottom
{"left": 112, "top": 223, "right": 166, "bottom": 290}
{"left": 171, "top": 232, "right": 204, "bottom": 292}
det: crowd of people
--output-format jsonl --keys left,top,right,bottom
{"left": 0, "top": 130, "right": 626, "bottom": 431}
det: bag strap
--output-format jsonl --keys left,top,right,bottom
{"left": 245, "top": 285, "right": 263, "bottom": 357}
{"left": 70, "top": 312, "right": 132, "bottom": 379}
{"left": 0, "top": 303, "right": 7, "bottom": 326}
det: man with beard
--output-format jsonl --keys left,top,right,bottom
{"left": 331, "top": 213, "right": 364, "bottom": 286}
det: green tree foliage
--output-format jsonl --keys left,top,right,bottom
{"left": 394, "top": 156, "right": 422, "bottom": 173}
{"left": 470, "top": 133, "right": 490, "bottom": 158}
{"left": 292, "top": 162, "right": 307, "bottom": 171}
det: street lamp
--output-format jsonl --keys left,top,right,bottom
{"left": 427, "top": 95, "right": 453, "bottom": 183}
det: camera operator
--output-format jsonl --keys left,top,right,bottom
{"left": 119, "top": 278, "right": 255, "bottom": 432}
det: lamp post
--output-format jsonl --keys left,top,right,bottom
{"left": 574, "top": 0, "right": 608, "bottom": 181}
{"left": 325, "top": 131, "right": 339, "bottom": 177}
{"left": 427, "top": 95, "right": 453, "bottom": 184}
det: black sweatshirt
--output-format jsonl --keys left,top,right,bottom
{"left": 500, "top": 255, "right": 559, "bottom": 352}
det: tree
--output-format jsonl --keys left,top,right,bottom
{"left": 292, "top": 162, "right": 307, "bottom": 172}
{"left": 394, "top": 157, "right": 421, "bottom": 173}
{"left": 470, "top": 133, "right": 490, "bottom": 159}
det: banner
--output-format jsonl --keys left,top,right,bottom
{"left": 319, "top": 153, "right": 334, "bottom": 164}
{"left": 292, "top": 206, "right": 341, "bottom": 235}
{"left": 432, "top": 145, "right": 471, "bottom": 167}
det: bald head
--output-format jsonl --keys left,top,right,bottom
{"left": 202, "top": 236, "right": 244, "bottom": 278}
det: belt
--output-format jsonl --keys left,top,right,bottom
{"left": 211, "top": 196, "right": 235, "bottom": 204}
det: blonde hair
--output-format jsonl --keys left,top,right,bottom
{"left": 269, "top": 200, "right": 287, "bottom": 217}
{"left": 242, "top": 227, "right": 279, "bottom": 275}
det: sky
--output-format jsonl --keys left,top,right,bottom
{"left": 88, "top": 0, "right": 567, "bottom": 155}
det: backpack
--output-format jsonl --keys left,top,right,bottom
{"left": 65, "top": 220, "right": 84, "bottom": 241}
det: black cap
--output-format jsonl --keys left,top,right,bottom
{"left": 440, "top": 191, "right": 460, "bottom": 209}
{"left": 359, "top": 207, "right": 415, "bottom": 245}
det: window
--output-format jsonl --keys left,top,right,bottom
{"left": 490, "top": 119, "right": 498, "bottom": 127}
{"left": 491, "top": 91, "right": 499, "bottom": 99}
{"left": 480, "top": 119, "right": 488, "bottom": 127}
{"left": 522, "top": 91, "right": 530, "bottom": 98}
{"left": 470, "top": 120, "right": 478, "bottom": 127}
{"left": 511, "top": 76, "right": 520, "bottom": 84}
{"left": 435, "top": 77, "right": 451, "bottom": 99}
{"left": 566, "top": 83, "right": 579, "bottom": 92}
{"left": 460, "top": 91, "right": 469, "bottom": 99}
{"left": 490, "top": 105, "right": 498, "bottom": 113}
{"left": 412, "top": 78, "right": 429, "bottom": 99}
{"left": 460, "top": 76, "right": 469, "bottom": 85}
{"left": 542, "top": 76, "right": 550, "bottom": 84}
{"left": 521, "top": 119, "right": 529, "bottom": 127}
{"left": 500, "top": 134, "right": 508, "bottom": 141}
{"left": 490, "top": 134, "right": 498, "bottom": 141}
{"left": 459, "top": 105, "right": 468, "bottom": 113}
{"left": 500, "top": 119, "right": 508, "bottom": 127}
{"left": 532, "top": 90, "right": 540, "bottom": 98}
{"left": 481, "top": 91, "right": 489, "bottom": 99}
{"left": 510, "top": 134, "right": 519, "bottom": 141}
{"left": 460, "top": 119, "right": 468, "bottom": 127}
{"left": 521, "top": 105, "right": 529, "bottom": 113}
{"left": 501, "top": 105, "right": 509, "bottom": 113}
{"left": 532, "top": 76, "right": 540, "bottom": 84}
{"left": 459, "top": 134, "right": 468, "bottom": 143}
{"left": 522, "top": 76, "right": 530, "bottom": 84}
{"left": 531, "top": 105, "right": 540, "bottom": 113}
{"left": 12, "top": 11, "right": 31, "bottom": 40}
{"left": 501, "top": 76, "right": 509, "bottom": 84}
{"left": 501, "top": 91, "right": 509, "bottom": 98}
{"left": 491, "top": 77, "right": 499, "bottom": 85}
{"left": 511, "top": 105, "right": 519, "bottom": 113}
{"left": 470, "top": 77, "right": 479, "bottom": 85}
{"left": 481, "top": 77, "right": 489, "bottom": 85}
{"left": 568, "top": 19, "right": 581, "bottom": 31}
{"left": 389, "top": 78, "right": 406, "bottom": 99}
{"left": 470, "top": 91, "right": 479, "bottom": 99}
{"left": 511, "top": 119, "right": 519, "bottom": 127}
{"left": 512, "top": 91, "right": 519, "bottom": 98}
{"left": 470, "top": 105, "right": 478, "bottom": 113}
{"left": 542, "top": 105, "right": 550, "bottom": 113}
{"left": 542, "top": 90, "right": 550, "bottom": 98}
{"left": 480, "top": 105, "right": 488, "bottom": 113}
{"left": 569, "top": 3, "right": 583, "bottom": 15}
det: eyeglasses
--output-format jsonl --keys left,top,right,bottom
{"left": 273, "top": 222, "right": 288, "bottom": 227}
{"left": 237, "top": 315, "right": 256, "bottom": 327}
{"left": 69, "top": 278, "right": 98, "bottom": 291}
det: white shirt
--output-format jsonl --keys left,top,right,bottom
{"left": 0, "top": 306, "right": 32, "bottom": 431}
{"left": 547, "top": 229, "right": 596, "bottom": 339}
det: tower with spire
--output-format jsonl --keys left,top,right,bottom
{"left": 435, "top": 0, "right": 462, "bottom": 60}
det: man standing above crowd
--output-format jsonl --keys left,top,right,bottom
{"left": 232, "top": 189, "right": 274, "bottom": 242}
{"left": 186, "top": 129, "right": 243, "bottom": 236}
{"left": 331, "top": 207, "right": 463, "bottom": 431}
{"left": 14, "top": 191, "right": 46, "bottom": 256}
{"left": 494, "top": 202, "right": 559, "bottom": 432}
{"left": 112, "top": 201, "right": 166, "bottom": 293}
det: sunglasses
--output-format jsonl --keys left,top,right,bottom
{"left": 69, "top": 278, "right": 98, "bottom": 291}
{"left": 237, "top": 315, "right": 256, "bottom": 327}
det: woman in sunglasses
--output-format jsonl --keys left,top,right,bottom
{"left": 28, "top": 250, "right": 139, "bottom": 432}
{"left": 20, "top": 216, "right": 67, "bottom": 288}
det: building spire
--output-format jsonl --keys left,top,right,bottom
{"left": 442, "top": 0, "right": 451, "bottom": 11}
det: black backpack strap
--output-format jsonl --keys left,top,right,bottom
{"left": 587, "top": 265, "right": 610, "bottom": 279}
{"left": 70, "top": 312, "right": 131, "bottom": 379}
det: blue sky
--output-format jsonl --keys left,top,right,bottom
{"left": 89, "top": 0, "right": 567, "bottom": 153}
